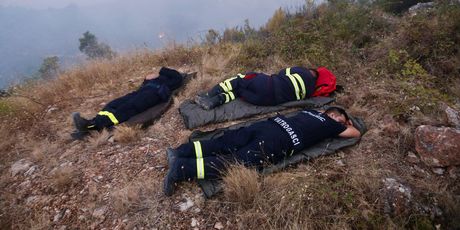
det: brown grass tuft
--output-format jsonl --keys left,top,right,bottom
{"left": 113, "top": 125, "right": 142, "bottom": 143}
{"left": 49, "top": 165, "right": 82, "bottom": 191}
{"left": 88, "top": 129, "right": 111, "bottom": 148}
{"left": 223, "top": 164, "right": 261, "bottom": 206}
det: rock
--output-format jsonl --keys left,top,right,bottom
{"left": 447, "top": 166, "right": 459, "bottom": 179}
{"left": 445, "top": 106, "right": 460, "bottom": 129}
{"left": 405, "top": 151, "right": 420, "bottom": 164}
{"left": 46, "top": 106, "right": 58, "bottom": 114}
{"left": 92, "top": 206, "right": 108, "bottom": 220}
{"left": 214, "top": 222, "right": 224, "bottom": 229}
{"left": 179, "top": 197, "right": 194, "bottom": 212}
{"left": 191, "top": 218, "right": 198, "bottom": 227}
{"left": 336, "top": 160, "right": 346, "bottom": 167}
{"left": 25, "top": 165, "right": 38, "bottom": 176}
{"left": 381, "top": 178, "right": 412, "bottom": 216}
{"left": 10, "top": 159, "right": 33, "bottom": 176}
{"left": 415, "top": 125, "right": 460, "bottom": 167}
{"left": 432, "top": 168, "right": 445, "bottom": 175}
{"left": 408, "top": 2, "right": 434, "bottom": 16}
{"left": 53, "top": 209, "right": 65, "bottom": 222}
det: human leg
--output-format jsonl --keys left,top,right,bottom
{"left": 195, "top": 73, "right": 247, "bottom": 109}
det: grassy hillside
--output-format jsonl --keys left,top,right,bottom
{"left": 1, "top": 1, "right": 459, "bottom": 229}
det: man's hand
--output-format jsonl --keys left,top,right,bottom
{"left": 338, "top": 119, "right": 361, "bottom": 138}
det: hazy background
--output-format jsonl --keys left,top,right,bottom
{"left": 0, "top": 0, "right": 306, "bottom": 89}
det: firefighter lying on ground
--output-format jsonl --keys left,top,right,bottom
{"left": 194, "top": 66, "right": 335, "bottom": 110}
{"left": 71, "top": 67, "right": 184, "bottom": 139}
{"left": 163, "top": 106, "right": 361, "bottom": 196}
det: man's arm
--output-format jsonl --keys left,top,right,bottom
{"left": 338, "top": 120, "right": 361, "bottom": 138}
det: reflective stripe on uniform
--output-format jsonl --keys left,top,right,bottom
{"left": 228, "top": 91, "right": 235, "bottom": 100}
{"left": 98, "top": 111, "right": 119, "bottom": 125}
{"left": 224, "top": 77, "right": 236, "bottom": 91}
{"left": 285, "top": 68, "right": 307, "bottom": 100}
{"left": 193, "top": 141, "right": 205, "bottom": 179}
{"left": 222, "top": 92, "right": 235, "bottom": 104}
{"left": 237, "top": 73, "right": 245, "bottom": 78}
{"left": 219, "top": 82, "right": 230, "bottom": 92}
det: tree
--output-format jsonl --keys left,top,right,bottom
{"left": 204, "top": 29, "right": 220, "bottom": 45}
{"left": 78, "top": 31, "right": 115, "bottom": 59}
{"left": 38, "top": 56, "right": 60, "bottom": 80}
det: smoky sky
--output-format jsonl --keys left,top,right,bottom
{"left": 0, "top": 0, "right": 306, "bottom": 88}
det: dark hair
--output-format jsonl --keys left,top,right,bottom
{"left": 324, "top": 106, "right": 350, "bottom": 121}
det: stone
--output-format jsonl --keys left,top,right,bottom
{"left": 381, "top": 178, "right": 412, "bottom": 216}
{"left": 447, "top": 166, "right": 459, "bottom": 179}
{"left": 336, "top": 160, "right": 346, "bottom": 167}
{"left": 214, "top": 222, "right": 224, "bottom": 229}
{"left": 25, "top": 165, "right": 38, "bottom": 176}
{"left": 432, "top": 168, "right": 445, "bottom": 175}
{"left": 53, "top": 209, "right": 65, "bottom": 222}
{"left": 445, "top": 106, "right": 460, "bottom": 129}
{"left": 179, "top": 197, "right": 194, "bottom": 212}
{"left": 191, "top": 218, "right": 198, "bottom": 227}
{"left": 405, "top": 151, "right": 420, "bottom": 164}
{"left": 415, "top": 125, "right": 460, "bottom": 167}
{"left": 92, "top": 206, "right": 108, "bottom": 220}
{"left": 10, "top": 159, "right": 33, "bottom": 176}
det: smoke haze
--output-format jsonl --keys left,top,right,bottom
{"left": 0, "top": 0, "right": 305, "bottom": 89}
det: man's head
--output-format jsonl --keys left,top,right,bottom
{"left": 323, "top": 106, "right": 350, "bottom": 125}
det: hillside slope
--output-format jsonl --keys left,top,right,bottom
{"left": 1, "top": 1, "right": 459, "bottom": 229}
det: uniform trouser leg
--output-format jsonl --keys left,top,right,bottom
{"left": 170, "top": 123, "right": 270, "bottom": 180}
{"left": 237, "top": 75, "right": 275, "bottom": 106}
{"left": 92, "top": 87, "right": 163, "bottom": 130}
{"left": 206, "top": 74, "right": 248, "bottom": 104}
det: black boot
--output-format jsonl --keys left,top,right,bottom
{"left": 166, "top": 148, "right": 178, "bottom": 166}
{"left": 164, "top": 164, "right": 179, "bottom": 196}
{"left": 72, "top": 112, "right": 92, "bottom": 132}
{"left": 194, "top": 94, "right": 225, "bottom": 110}
{"left": 205, "top": 85, "right": 224, "bottom": 97}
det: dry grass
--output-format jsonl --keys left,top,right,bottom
{"left": 48, "top": 165, "right": 82, "bottom": 191}
{"left": 113, "top": 125, "right": 142, "bottom": 143}
{"left": 88, "top": 129, "right": 112, "bottom": 149}
{"left": 223, "top": 164, "right": 261, "bottom": 207}
{"left": 219, "top": 157, "right": 385, "bottom": 229}
{"left": 29, "top": 139, "right": 60, "bottom": 164}
{"left": 111, "top": 179, "right": 157, "bottom": 215}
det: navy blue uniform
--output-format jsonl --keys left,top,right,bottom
{"left": 215, "top": 67, "right": 317, "bottom": 106}
{"left": 168, "top": 109, "right": 346, "bottom": 181}
{"left": 91, "top": 67, "right": 183, "bottom": 130}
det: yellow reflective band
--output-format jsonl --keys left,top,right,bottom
{"left": 224, "top": 93, "right": 230, "bottom": 103}
{"left": 292, "top": 73, "right": 306, "bottom": 99}
{"left": 285, "top": 68, "right": 301, "bottom": 100}
{"left": 219, "top": 82, "right": 229, "bottom": 92}
{"left": 98, "top": 111, "right": 119, "bottom": 125}
{"left": 224, "top": 77, "right": 236, "bottom": 91}
{"left": 228, "top": 91, "right": 235, "bottom": 100}
{"left": 285, "top": 68, "right": 307, "bottom": 100}
{"left": 193, "top": 141, "right": 205, "bottom": 179}
{"left": 237, "top": 73, "right": 245, "bottom": 78}
{"left": 88, "top": 125, "right": 95, "bottom": 128}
